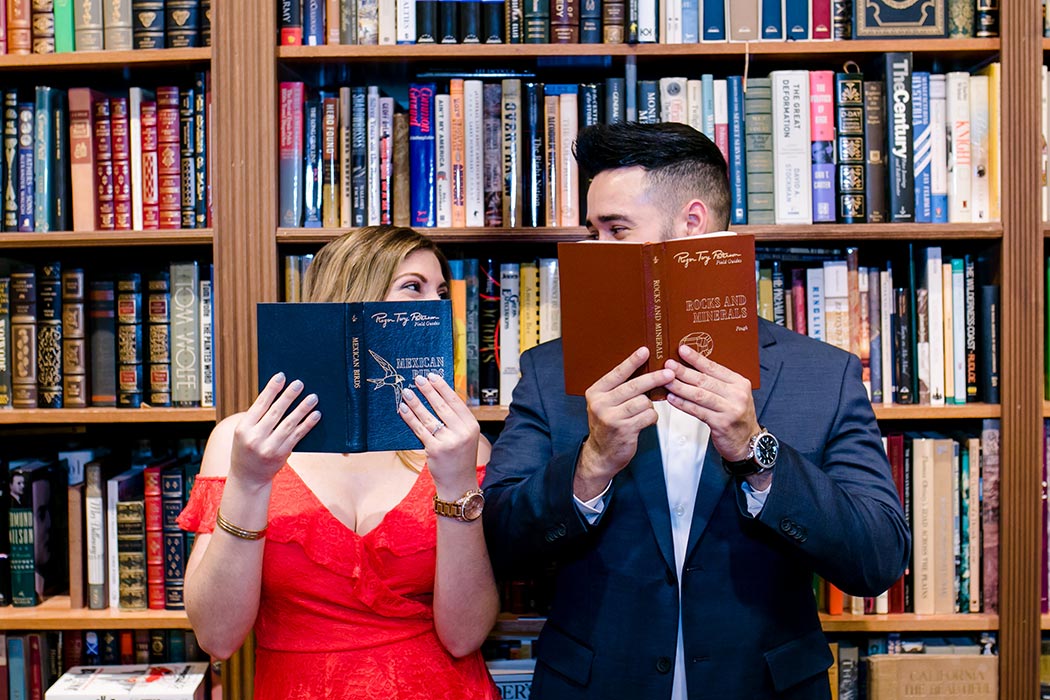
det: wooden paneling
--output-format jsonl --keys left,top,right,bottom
{"left": 999, "top": 0, "right": 1043, "bottom": 697}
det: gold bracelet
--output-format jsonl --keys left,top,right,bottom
{"left": 215, "top": 509, "right": 268, "bottom": 541}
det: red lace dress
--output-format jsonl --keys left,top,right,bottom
{"left": 176, "top": 464, "right": 499, "bottom": 700}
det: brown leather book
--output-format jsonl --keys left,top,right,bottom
{"left": 558, "top": 232, "right": 759, "bottom": 398}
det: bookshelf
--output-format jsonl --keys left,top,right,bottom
{"left": 191, "top": 0, "right": 1050, "bottom": 696}
{"left": 0, "top": 596, "right": 191, "bottom": 631}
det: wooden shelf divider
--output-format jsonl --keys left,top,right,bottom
{"left": 0, "top": 47, "right": 210, "bottom": 70}
{"left": 0, "top": 597, "right": 192, "bottom": 631}
{"left": 0, "top": 407, "right": 216, "bottom": 425}
{"left": 0, "top": 229, "right": 214, "bottom": 249}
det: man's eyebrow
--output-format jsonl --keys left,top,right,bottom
{"left": 585, "top": 213, "right": 633, "bottom": 227}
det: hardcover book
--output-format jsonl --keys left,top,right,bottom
{"left": 854, "top": 0, "right": 947, "bottom": 38}
{"left": 45, "top": 663, "right": 208, "bottom": 699}
{"left": 557, "top": 232, "right": 759, "bottom": 398}
{"left": 867, "top": 654, "right": 996, "bottom": 700}
{"left": 256, "top": 300, "right": 454, "bottom": 453}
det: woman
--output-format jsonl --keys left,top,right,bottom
{"left": 178, "top": 226, "right": 500, "bottom": 699}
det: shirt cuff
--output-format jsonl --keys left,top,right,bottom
{"left": 574, "top": 481, "right": 613, "bottom": 525}
{"left": 740, "top": 479, "right": 771, "bottom": 518}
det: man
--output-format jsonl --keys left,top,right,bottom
{"left": 482, "top": 122, "right": 909, "bottom": 699}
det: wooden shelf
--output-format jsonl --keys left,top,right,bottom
{"left": 0, "top": 597, "right": 192, "bottom": 630}
{"left": 0, "top": 407, "right": 216, "bottom": 425}
{"left": 1043, "top": 401, "right": 1050, "bottom": 418}
{"left": 873, "top": 403, "right": 1001, "bottom": 420}
{"left": 279, "top": 38, "right": 999, "bottom": 62}
{"left": 0, "top": 47, "right": 211, "bottom": 71}
{"left": 0, "top": 229, "right": 213, "bottom": 249}
{"left": 278, "top": 223, "right": 1002, "bottom": 245}
{"left": 472, "top": 406, "right": 510, "bottom": 422}
{"left": 491, "top": 612, "right": 999, "bottom": 637}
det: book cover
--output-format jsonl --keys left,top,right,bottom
{"left": 9, "top": 460, "right": 67, "bottom": 607}
{"left": 116, "top": 272, "right": 144, "bottom": 408}
{"left": 862, "top": 80, "right": 887, "bottom": 223}
{"left": 36, "top": 261, "right": 63, "bottom": 408}
{"left": 278, "top": 82, "right": 304, "bottom": 228}
{"left": 88, "top": 280, "right": 117, "bottom": 406}
{"left": 170, "top": 262, "right": 200, "bottom": 407}
{"left": 178, "top": 88, "right": 198, "bottom": 229}
{"left": 156, "top": 87, "right": 181, "bottom": 230}
{"left": 0, "top": 276, "right": 10, "bottom": 408}
{"left": 45, "top": 663, "right": 208, "bottom": 699}
{"left": 885, "top": 53, "right": 915, "bottom": 222}
{"left": 558, "top": 232, "right": 759, "bottom": 398}
{"left": 835, "top": 71, "right": 865, "bottom": 223}
{"left": 867, "top": 654, "right": 996, "bottom": 699}
{"left": 854, "top": 0, "right": 947, "bottom": 38}
{"left": 11, "top": 266, "right": 38, "bottom": 408}
{"left": 256, "top": 300, "right": 454, "bottom": 453}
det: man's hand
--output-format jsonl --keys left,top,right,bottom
{"left": 575, "top": 347, "right": 673, "bottom": 501}
{"left": 663, "top": 345, "right": 771, "bottom": 490}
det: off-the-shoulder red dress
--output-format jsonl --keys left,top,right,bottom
{"left": 177, "top": 464, "right": 499, "bottom": 700}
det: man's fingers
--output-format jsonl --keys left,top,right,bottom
{"left": 678, "top": 345, "right": 749, "bottom": 387}
{"left": 590, "top": 347, "right": 651, "bottom": 394}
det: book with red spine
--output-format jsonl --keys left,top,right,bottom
{"left": 156, "top": 86, "right": 182, "bottom": 230}
{"left": 110, "top": 97, "right": 132, "bottom": 231}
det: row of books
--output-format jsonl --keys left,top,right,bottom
{"left": 0, "top": 0, "right": 210, "bottom": 54}
{"left": 756, "top": 245, "right": 1000, "bottom": 406}
{"left": 282, "top": 254, "right": 562, "bottom": 407}
{"left": 0, "top": 259, "right": 215, "bottom": 410}
{"left": 277, "top": 54, "right": 1001, "bottom": 230}
{"left": 277, "top": 0, "right": 1000, "bottom": 46}
{"left": 1, "top": 631, "right": 207, "bottom": 700}
{"left": 1, "top": 78, "right": 212, "bottom": 235}
{"left": 828, "top": 634, "right": 998, "bottom": 700}
{"left": 1, "top": 439, "right": 203, "bottom": 610}
{"left": 828, "top": 424, "right": 1001, "bottom": 617}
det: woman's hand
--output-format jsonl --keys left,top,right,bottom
{"left": 230, "top": 373, "right": 321, "bottom": 489}
{"left": 398, "top": 373, "right": 480, "bottom": 494}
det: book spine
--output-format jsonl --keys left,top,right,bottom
{"left": 160, "top": 466, "right": 186, "bottom": 610}
{"left": 157, "top": 87, "right": 182, "bottom": 229}
{"left": 277, "top": 82, "right": 306, "bottom": 227}
{"left": 951, "top": 259, "right": 965, "bottom": 404}
{"left": 111, "top": 97, "right": 132, "bottom": 231}
{"left": 980, "top": 418, "right": 1000, "bottom": 612}
{"left": 194, "top": 75, "right": 208, "bottom": 228}
{"left": 36, "top": 262, "right": 63, "bottom": 408}
{"left": 11, "top": 268, "right": 38, "bottom": 408}
{"left": 464, "top": 80, "right": 485, "bottom": 226}
{"left": 61, "top": 268, "right": 87, "bottom": 408}
{"left": 143, "top": 467, "right": 165, "bottom": 610}
{"left": 502, "top": 79, "right": 523, "bottom": 228}
{"left": 603, "top": 0, "right": 623, "bottom": 41}
{"left": 33, "top": 87, "right": 53, "bottom": 232}
{"left": 147, "top": 271, "right": 171, "bottom": 407}
{"left": 116, "top": 272, "right": 143, "bottom": 408}
{"left": 464, "top": 258, "right": 480, "bottom": 404}
{"left": 178, "top": 87, "right": 198, "bottom": 228}
{"left": 199, "top": 272, "right": 213, "bottom": 407}
{"left": 480, "top": 0, "right": 502, "bottom": 40}
{"left": 350, "top": 86, "right": 367, "bottom": 226}
{"left": 809, "top": 70, "right": 835, "bottom": 223}
{"left": 979, "top": 284, "right": 999, "bottom": 403}
{"left": 726, "top": 76, "right": 747, "bottom": 225}
{"left": 4, "top": 92, "right": 19, "bottom": 231}
{"left": 140, "top": 100, "right": 160, "bottom": 230}
{"left": 911, "top": 72, "right": 932, "bottom": 223}
{"left": 946, "top": 72, "right": 971, "bottom": 223}
{"left": 760, "top": 0, "right": 781, "bottom": 39}
{"left": 365, "top": 87, "right": 380, "bottom": 224}
{"left": 16, "top": 102, "right": 34, "bottom": 232}
{"left": 543, "top": 93, "right": 558, "bottom": 225}
{"left": 835, "top": 71, "right": 866, "bottom": 223}
{"left": 116, "top": 497, "right": 147, "bottom": 610}
{"left": 380, "top": 96, "right": 394, "bottom": 223}
{"left": 417, "top": 0, "right": 437, "bottom": 41}
{"left": 0, "top": 277, "right": 10, "bottom": 407}
{"left": 974, "top": 0, "right": 998, "bottom": 38}
{"left": 579, "top": 0, "right": 599, "bottom": 41}
{"left": 557, "top": 90, "right": 578, "bottom": 226}
{"left": 770, "top": 70, "right": 811, "bottom": 224}
{"left": 303, "top": 0, "right": 325, "bottom": 43}
{"left": 885, "top": 52, "right": 914, "bottom": 222}
{"left": 9, "top": 472, "right": 40, "bottom": 606}
{"left": 85, "top": 462, "right": 107, "bottom": 609}
{"left": 132, "top": 0, "right": 166, "bottom": 48}
{"left": 345, "top": 303, "right": 367, "bottom": 451}
{"left": 73, "top": 0, "right": 103, "bottom": 48}
{"left": 499, "top": 263, "right": 520, "bottom": 405}
{"left": 928, "top": 74, "right": 949, "bottom": 222}
{"left": 461, "top": 0, "right": 480, "bottom": 41}
{"left": 893, "top": 287, "right": 913, "bottom": 404}
{"left": 524, "top": 0, "right": 550, "bottom": 41}
{"left": 9, "top": 0, "right": 32, "bottom": 52}
{"left": 397, "top": 0, "right": 416, "bottom": 41}
{"left": 51, "top": 89, "right": 70, "bottom": 233}
{"left": 303, "top": 96, "right": 323, "bottom": 227}
{"left": 322, "top": 95, "right": 340, "bottom": 227}
{"left": 964, "top": 255, "right": 977, "bottom": 401}
{"left": 31, "top": 0, "right": 55, "bottom": 53}
{"left": 520, "top": 83, "right": 542, "bottom": 229}
{"left": 969, "top": 74, "right": 990, "bottom": 222}
{"left": 434, "top": 93, "right": 451, "bottom": 227}
{"left": 483, "top": 83, "right": 503, "bottom": 226}
{"left": 170, "top": 261, "right": 201, "bottom": 407}
{"left": 91, "top": 97, "right": 114, "bottom": 231}
{"left": 862, "top": 80, "right": 886, "bottom": 223}
{"left": 438, "top": 0, "right": 456, "bottom": 41}
{"left": 280, "top": 0, "right": 303, "bottom": 43}
{"left": 338, "top": 87, "right": 352, "bottom": 226}
{"left": 479, "top": 259, "right": 500, "bottom": 406}
{"left": 392, "top": 111, "right": 410, "bottom": 225}
{"left": 409, "top": 83, "right": 436, "bottom": 227}
{"left": 744, "top": 78, "right": 774, "bottom": 224}
{"left": 104, "top": 0, "right": 133, "bottom": 48}
{"left": 88, "top": 280, "right": 116, "bottom": 406}
{"left": 868, "top": 268, "right": 882, "bottom": 402}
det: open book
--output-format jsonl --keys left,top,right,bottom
{"left": 558, "top": 232, "right": 759, "bottom": 398}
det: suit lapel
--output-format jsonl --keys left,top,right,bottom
{"left": 627, "top": 424, "right": 676, "bottom": 574}
{"left": 683, "top": 321, "right": 783, "bottom": 564}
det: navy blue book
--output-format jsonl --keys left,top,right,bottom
{"left": 257, "top": 300, "right": 454, "bottom": 453}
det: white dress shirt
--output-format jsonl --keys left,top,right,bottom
{"left": 575, "top": 402, "right": 771, "bottom": 700}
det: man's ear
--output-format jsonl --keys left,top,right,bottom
{"left": 683, "top": 198, "right": 711, "bottom": 235}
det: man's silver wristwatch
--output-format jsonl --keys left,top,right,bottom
{"left": 721, "top": 427, "right": 779, "bottom": 477}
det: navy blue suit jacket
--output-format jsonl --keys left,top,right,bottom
{"left": 482, "top": 319, "right": 910, "bottom": 699}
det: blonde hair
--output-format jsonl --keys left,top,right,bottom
{"left": 303, "top": 225, "right": 451, "bottom": 304}
{"left": 302, "top": 226, "right": 450, "bottom": 473}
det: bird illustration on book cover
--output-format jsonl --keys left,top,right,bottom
{"left": 367, "top": 349, "right": 406, "bottom": 412}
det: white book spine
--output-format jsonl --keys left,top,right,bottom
{"left": 821, "top": 260, "right": 848, "bottom": 352}
{"left": 925, "top": 247, "right": 945, "bottom": 407}
{"left": 538, "top": 258, "right": 561, "bottom": 342}
{"left": 558, "top": 92, "right": 579, "bottom": 227}
{"left": 770, "top": 70, "right": 813, "bottom": 224}
{"left": 664, "top": 0, "right": 682, "bottom": 43}
{"left": 339, "top": 87, "right": 352, "bottom": 227}
{"left": 946, "top": 72, "right": 971, "bottom": 223}
{"left": 435, "top": 94, "right": 452, "bottom": 227}
{"left": 171, "top": 261, "right": 201, "bottom": 406}
{"left": 464, "top": 80, "right": 485, "bottom": 227}
{"left": 952, "top": 263, "right": 966, "bottom": 405}
{"left": 367, "top": 86, "right": 381, "bottom": 225}
{"left": 85, "top": 469, "right": 106, "bottom": 608}
{"left": 499, "top": 263, "right": 521, "bottom": 406}
{"left": 928, "top": 75, "right": 948, "bottom": 220}
{"left": 396, "top": 0, "right": 416, "bottom": 42}
{"left": 714, "top": 79, "right": 728, "bottom": 128}
{"left": 106, "top": 478, "right": 120, "bottom": 609}
{"left": 128, "top": 88, "right": 147, "bottom": 231}
{"left": 880, "top": 268, "right": 893, "bottom": 403}
{"left": 912, "top": 438, "right": 934, "bottom": 615}
{"left": 199, "top": 276, "right": 213, "bottom": 408}
{"left": 941, "top": 262, "right": 954, "bottom": 403}
{"left": 378, "top": 0, "right": 397, "bottom": 44}
{"left": 968, "top": 74, "right": 990, "bottom": 222}
{"left": 659, "top": 77, "right": 688, "bottom": 124}
{"left": 966, "top": 437, "right": 981, "bottom": 612}
{"left": 638, "top": 0, "right": 657, "bottom": 42}
{"left": 805, "top": 266, "right": 824, "bottom": 342}
{"left": 686, "top": 79, "right": 703, "bottom": 132}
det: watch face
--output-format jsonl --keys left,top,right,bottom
{"left": 754, "top": 433, "right": 779, "bottom": 468}
{"left": 461, "top": 492, "right": 485, "bottom": 521}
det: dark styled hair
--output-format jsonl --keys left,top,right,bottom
{"left": 573, "top": 122, "right": 731, "bottom": 230}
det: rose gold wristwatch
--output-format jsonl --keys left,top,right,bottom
{"left": 433, "top": 488, "right": 485, "bottom": 521}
